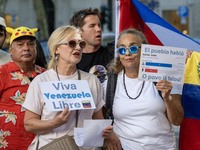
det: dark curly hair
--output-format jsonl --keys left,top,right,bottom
{"left": 69, "top": 8, "right": 100, "bottom": 28}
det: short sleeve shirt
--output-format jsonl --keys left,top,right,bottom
{"left": 23, "top": 69, "right": 105, "bottom": 149}
{"left": 77, "top": 46, "right": 114, "bottom": 72}
{"left": 0, "top": 62, "right": 45, "bottom": 150}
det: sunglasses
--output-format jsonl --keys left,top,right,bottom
{"left": 117, "top": 46, "right": 141, "bottom": 55}
{"left": 58, "top": 40, "right": 86, "bottom": 49}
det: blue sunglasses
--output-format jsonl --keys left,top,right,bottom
{"left": 117, "top": 46, "right": 141, "bottom": 55}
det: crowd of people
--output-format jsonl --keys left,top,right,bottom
{"left": 23, "top": 25, "right": 112, "bottom": 150}
{"left": 0, "top": 7, "right": 198, "bottom": 150}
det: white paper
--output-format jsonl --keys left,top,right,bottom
{"left": 39, "top": 80, "right": 96, "bottom": 111}
{"left": 138, "top": 44, "right": 187, "bottom": 84}
{"left": 74, "top": 119, "right": 112, "bottom": 147}
{"left": 74, "top": 128, "right": 84, "bottom": 146}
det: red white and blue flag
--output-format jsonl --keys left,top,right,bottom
{"left": 115, "top": 0, "right": 200, "bottom": 53}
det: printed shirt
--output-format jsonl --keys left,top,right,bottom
{"left": 0, "top": 62, "right": 45, "bottom": 150}
{"left": 77, "top": 46, "right": 114, "bottom": 72}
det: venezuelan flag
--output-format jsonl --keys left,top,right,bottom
{"left": 179, "top": 51, "right": 200, "bottom": 150}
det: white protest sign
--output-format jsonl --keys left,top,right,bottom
{"left": 74, "top": 119, "right": 112, "bottom": 147}
{"left": 138, "top": 44, "right": 187, "bottom": 84}
{"left": 39, "top": 80, "right": 96, "bottom": 111}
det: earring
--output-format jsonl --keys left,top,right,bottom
{"left": 55, "top": 54, "right": 59, "bottom": 60}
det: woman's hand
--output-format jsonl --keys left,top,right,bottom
{"left": 186, "top": 50, "right": 193, "bottom": 63}
{"left": 102, "top": 125, "right": 113, "bottom": 139}
{"left": 104, "top": 132, "right": 122, "bottom": 150}
{"left": 55, "top": 107, "right": 71, "bottom": 125}
{"left": 24, "top": 107, "right": 71, "bottom": 134}
{"left": 155, "top": 80, "right": 172, "bottom": 102}
{"left": 156, "top": 80, "right": 184, "bottom": 125}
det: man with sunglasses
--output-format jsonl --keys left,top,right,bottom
{"left": 70, "top": 8, "right": 114, "bottom": 77}
{"left": 0, "top": 17, "right": 11, "bottom": 65}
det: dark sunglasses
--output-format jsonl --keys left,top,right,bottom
{"left": 0, "top": 25, "right": 5, "bottom": 31}
{"left": 58, "top": 40, "right": 86, "bottom": 49}
{"left": 117, "top": 46, "right": 141, "bottom": 55}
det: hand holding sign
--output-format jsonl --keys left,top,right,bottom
{"left": 155, "top": 80, "right": 172, "bottom": 101}
{"left": 138, "top": 44, "right": 187, "bottom": 84}
{"left": 55, "top": 107, "right": 71, "bottom": 124}
{"left": 39, "top": 80, "right": 96, "bottom": 111}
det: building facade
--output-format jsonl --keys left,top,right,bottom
{"left": 2, "top": 0, "right": 200, "bottom": 41}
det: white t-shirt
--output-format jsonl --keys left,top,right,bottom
{"left": 112, "top": 71, "right": 176, "bottom": 150}
{"left": 0, "top": 50, "right": 11, "bottom": 65}
{"left": 23, "top": 69, "right": 105, "bottom": 150}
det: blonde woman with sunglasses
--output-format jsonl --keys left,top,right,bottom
{"left": 104, "top": 29, "right": 183, "bottom": 150}
{"left": 23, "top": 25, "right": 113, "bottom": 150}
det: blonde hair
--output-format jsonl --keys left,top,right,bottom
{"left": 47, "top": 25, "right": 79, "bottom": 69}
{"left": 108, "top": 28, "right": 148, "bottom": 74}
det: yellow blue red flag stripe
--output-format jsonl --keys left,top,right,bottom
{"left": 179, "top": 51, "right": 200, "bottom": 150}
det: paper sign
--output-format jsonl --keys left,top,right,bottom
{"left": 138, "top": 44, "right": 187, "bottom": 84}
{"left": 39, "top": 80, "right": 96, "bottom": 111}
{"left": 74, "top": 119, "right": 112, "bottom": 147}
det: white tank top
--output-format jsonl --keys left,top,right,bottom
{"left": 113, "top": 71, "right": 176, "bottom": 149}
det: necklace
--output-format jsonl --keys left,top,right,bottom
{"left": 55, "top": 66, "right": 80, "bottom": 127}
{"left": 55, "top": 66, "right": 81, "bottom": 81}
{"left": 123, "top": 70, "right": 145, "bottom": 100}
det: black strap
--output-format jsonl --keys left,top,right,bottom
{"left": 153, "top": 82, "right": 162, "bottom": 98}
{"left": 104, "top": 75, "right": 162, "bottom": 120}
{"left": 75, "top": 70, "right": 81, "bottom": 127}
{"left": 105, "top": 73, "right": 118, "bottom": 119}
{"left": 75, "top": 110, "right": 78, "bottom": 127}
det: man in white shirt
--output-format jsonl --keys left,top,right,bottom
{"left": 0, "top": 17, "right": 11, "bottom": 65}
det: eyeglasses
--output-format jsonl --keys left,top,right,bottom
{"left": 117, "top": 46, "right": 141, "bottom": 55}
{"left": 0, "top": 25, "right": 5, "bottom": 31}
{"left": 58, "top": 40, "right": 86, "bottom": 49}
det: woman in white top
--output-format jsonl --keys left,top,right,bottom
{"left": 105, "top": 29, "right": 183, "bottom": 150}
{"left": 23, "top": 25, "right": 112, "bottom": 150}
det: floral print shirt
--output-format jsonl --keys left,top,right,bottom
{"left": 0, "top": 62, "right": 45, "bottom": 150}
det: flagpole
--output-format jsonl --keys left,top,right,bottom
{"left": 115, "top": 0, "right": 120, "bottom": 57}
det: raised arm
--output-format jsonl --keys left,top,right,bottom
{"left": 156, "top": 80, "right": 184, "bottom": 125}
